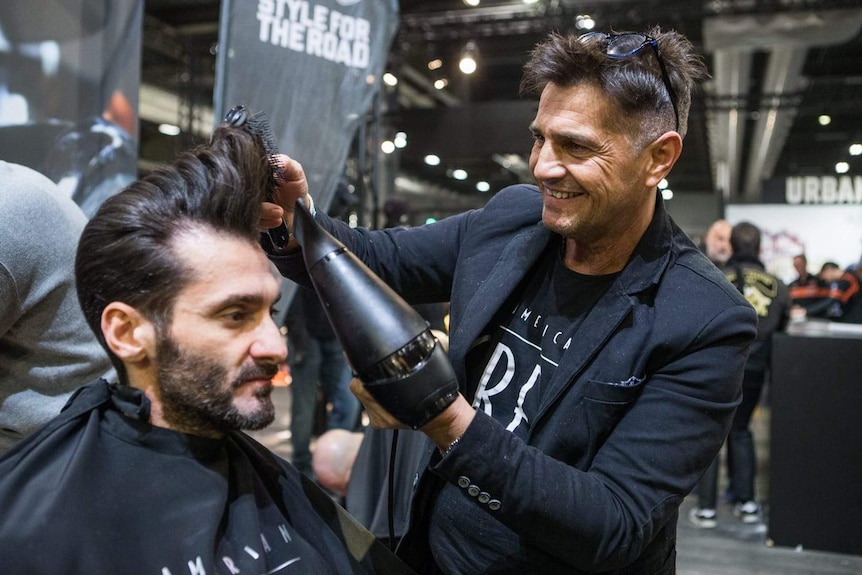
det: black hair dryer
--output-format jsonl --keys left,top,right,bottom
{"left": 292, "top": 198, "right": 459, "bottom": 428}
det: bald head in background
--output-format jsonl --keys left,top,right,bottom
{"left": 313, "top": 429, "right": 364, "bottom": 496}
{"left": 704, "top": 219, "right": 732, "bottom": 266}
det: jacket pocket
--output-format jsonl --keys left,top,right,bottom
{"left": 583, "top": 375, "right": 645, "bottom": 405}
{"left": 580, "top": 377, "right": 645, "bottom": 459}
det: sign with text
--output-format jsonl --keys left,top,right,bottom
{"left": 215, "top": 0, "right": 399, "bottom": 212}
{"left": 763, "top": 175, "right": 862, "bottom": 205}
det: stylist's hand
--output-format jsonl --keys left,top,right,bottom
{"left": 350, "top": 377, "right": 409, "bottom": 430}
{"left": 259, "top": 154, "right": 310, "bottom": 232}
{"left": 351, "top": 377, "right": 476, "bottom": 455}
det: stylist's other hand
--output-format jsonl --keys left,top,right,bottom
{"left": 350, "top": 377, "right": 476, "bottom": 455}
{"left": 350, "top": 377, "right": 409, "bottom": 430}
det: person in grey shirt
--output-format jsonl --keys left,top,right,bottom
{"left": 0, "top": 160, "right": 114, "bottom": 452}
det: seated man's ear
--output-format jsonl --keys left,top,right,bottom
{"left": 101, "top": 302, "right": 157, "bottom": 363}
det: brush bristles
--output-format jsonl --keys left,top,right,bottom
{"left": 247, "top": 111, "right": 284, "bottom": 193}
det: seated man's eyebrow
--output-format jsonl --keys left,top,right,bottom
{"left": 211, "top": 294, "right": 267, "bottom": 312}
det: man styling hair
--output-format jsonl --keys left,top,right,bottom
{"left": 263, "top": 26, "right": 757, "bottom": 574}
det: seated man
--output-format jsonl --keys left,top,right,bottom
{"left": 0, "top": 125, "right": 410, "bottom": 574}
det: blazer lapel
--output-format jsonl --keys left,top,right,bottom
{"left": 450, "top": 225, "right": 551, "bottom": 381}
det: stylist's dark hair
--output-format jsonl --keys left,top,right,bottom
{"left": 75, "top": 125, "right": 271, "bottom": 383}
{"left": 519, "top": 26, "right": 708, "bottom": 144}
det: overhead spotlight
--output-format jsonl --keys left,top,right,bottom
{"left": 158, "top": 123, "right": 181, "bottom": 136}
{"left": 476, "top": 181, "right": 491, "bottom": 192}
{"left": 658, "top": 178, "right": 669, "bottom": 190}
{"left": 575, "top": 14, "right": 595, "bottom": 30}
{"left": 394, "top": 132, "right": 407, "bottom": 149}
{"left": 835, "top": 161, "right": 850, "bottom": 174}
{"left": 424, "top": 154, "right": 441, "bottom": 166}
{"left": 452, "top": 169, "right": 468, "bottom": 180}
{"left": 661, "top": 189, "right": 674, "bottom": 200}
{"left": 383, "top": 73, "right": 398, "bottom": 86}
{"left": 459, "top": 41, "right": 478, "bottom": 75}
{"left": 849, "top": 143, "right": 862, "bottom": 156}
{"left": 523, "top": 0, "right": 539, "bottom": 4}
{"left": 433, "top": 78, "right": 449, "bottom": 90}
{"left": 427, "top": 58, "right": 443, "bottom": 71}
{"left": 381, "top": 140, "right": 395, "bottom": 154}
{"left": 463, "top": 0, "right": 480, "bottom": 5}
{"left": 818, "top": 114, "right": 831, "bottom": 126}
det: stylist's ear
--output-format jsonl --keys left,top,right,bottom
{"left": 644, "top": 131, "right": 682, "bottom": 188}
{"left": 101, "top": 302, "right": 156, "bottom": 363}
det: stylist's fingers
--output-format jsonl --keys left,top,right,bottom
{"left": 273, "top": 154, "right": 309, "bottom": 210}
{"left": 259, "top": 202, "right": 284, "bottom": 231}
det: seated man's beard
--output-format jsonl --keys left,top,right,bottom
{"left": 155, "top": 336, "right": 277, "bottom": 436}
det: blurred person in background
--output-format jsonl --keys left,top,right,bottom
{"left": 788, "top": 253, "right": 823, "bottom": 318}
{"left": 286, "top": 285, "right": 361, "bottom": 478}
{"left": 691, "top": 221, "right": 789, "bottom": 528}
{"left": 816, "top": 261, "right": 860, "bottom": 321}
{"left": 703, "top": 218, "right": 733, "bottom": 267}
{"left": 0, "top": 161, "right": 114, "bottom": 453}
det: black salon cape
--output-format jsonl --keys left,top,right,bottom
{"left": 0, "top": 380, "right": 413, "bottom": 574}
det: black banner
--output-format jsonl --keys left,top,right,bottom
{"left": 215, "top": 0, "right": 399, "bottom": 212}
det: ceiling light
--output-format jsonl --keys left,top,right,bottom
{"left": 381, "top": 140, "right": 395, "bottom": 154}
{"left": 425, "top": 217, "right": 438, "bottom": 224}
{"left": 658, "top": 178, "right": 669, "bottom": 190}
{"left": 835, "top": 161, "right": 850, "bottom": 174}
{"left": 818, "top": 114, "right": 831, "bottom": 126}
{"left": 424, "top": 154, "right": 441, "bottom": 166}
{"left": 459, "top": 41, "right": 478, "bottom": 75}
{"left": 158, "top": 123, "right": 180, "bottom": 136}
{"left": 452, "top": 169, "right": 468, "bottom": 180}
{"left": 383, "top": 73, "right": 398, "bottom": 86}
{"left": 849, "top": 143, "right": 862, "bottom": 156}
{"left": 661, "top": 189, "right": 674, "bottom": 200}
{"left": 463, "top": 0, "right": 480, "bottom": 5}
{"left": 459, "top": 55, "right": 477, "bottom": 75}
{"left": 476, "top": 181, "right": 491, "bottom": 192}
{"left": 394, "top": 132, "right": 407, "bottom": 148}
{"left": 427, "top": 59, "right": 443, "bottom": 71}
{"left": 575, "top": 15, "right": 595, "bottom": 30}
{"left": 433, "top": 78, "right": 449, "bottom": 90}
{"left": 523, "top": 0, "right": 539, "bottom": 4}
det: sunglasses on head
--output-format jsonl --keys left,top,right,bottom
{"left": 579, "top": 32, "right": 680, "bottom": 132}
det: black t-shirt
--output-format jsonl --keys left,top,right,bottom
{"left": 429, "top": 244, "right": 617, "bottom": 574}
